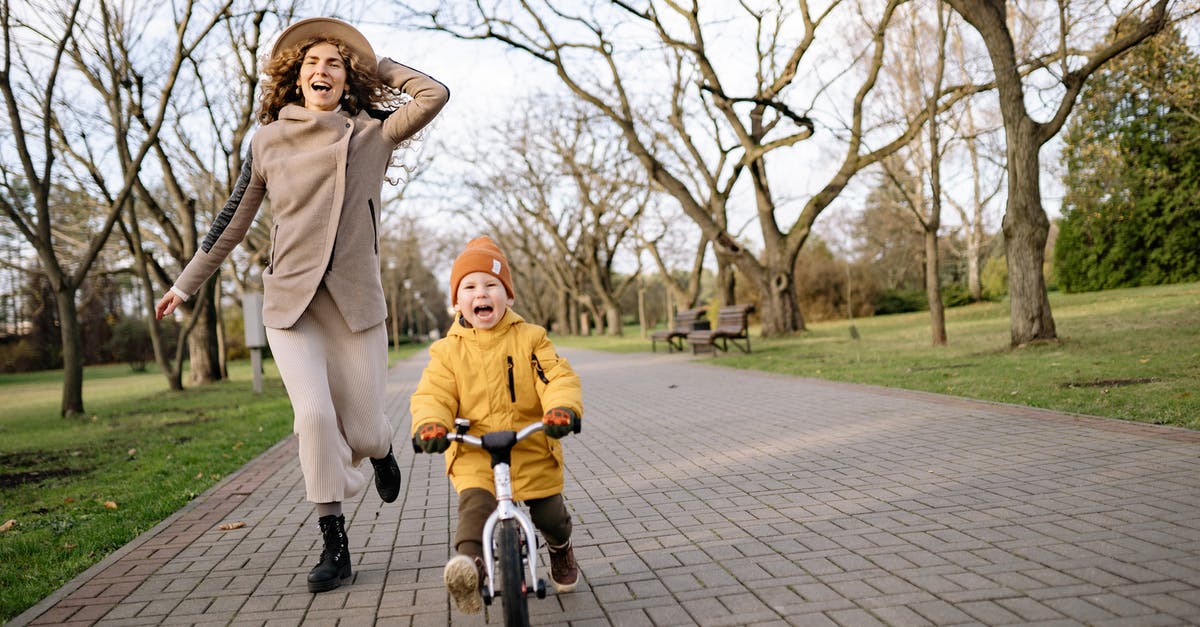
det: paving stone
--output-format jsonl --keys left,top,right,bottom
{"left": 11, "top": 349, "right": 1200, "bottom": 626}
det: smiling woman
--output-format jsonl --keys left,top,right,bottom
{"left": 297, "top": 42, "right": 349, "bottom": 110}
{"left": 152, "top": 16, "right": 449, "bottom": 594}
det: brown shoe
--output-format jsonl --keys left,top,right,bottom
{"left": 444, "top": 555, "right": 484, "bottom": 614}
{"left": 548, "top": 542, "right": 578, "bottom": 593}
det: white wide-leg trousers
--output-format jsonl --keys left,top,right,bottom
{"left": 266, "top": 285, "right": 393, "bottom": 503}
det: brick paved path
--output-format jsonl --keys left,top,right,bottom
{"left": 12, "top": 348, "right": 1200, "bottom": 626}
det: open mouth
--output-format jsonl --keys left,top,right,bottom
{"left": 474, "top": 305, "right": 494, "bottom": 315}
{"left": 311, "top": 81, "right": 332, "bottom": 93}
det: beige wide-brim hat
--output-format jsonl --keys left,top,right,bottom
{"left": 270, "top": 17, "right": 377, "bottom": 75}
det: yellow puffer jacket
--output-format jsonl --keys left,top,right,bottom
{"left": 410, "top": 308, "right": 583, "bottom": 500}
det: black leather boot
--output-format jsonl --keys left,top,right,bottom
{"left": 307, "top": 514, "right": 351, "bottom": 593}
{"left": 370, "top": 446, "right": 402, "bottom": 503}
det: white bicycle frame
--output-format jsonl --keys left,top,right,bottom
{"left": 447, "top": 419, "right": 544, "bottom": 601}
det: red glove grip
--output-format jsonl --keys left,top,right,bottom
{"left": 543, "top": 407, "right": 572, "bottom": 426}
{"left": 419, "top": 423, "right": 447, "bottom": 440}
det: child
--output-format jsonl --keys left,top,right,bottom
{"left": 410, "top": 236, "right": 583, "bottom": 614}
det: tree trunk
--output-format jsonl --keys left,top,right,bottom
{"left": 637, "top": 280, "right": 647, "bottom": 339}
{"left": 216, "top": 293, "right": 228, "bottom": 379}
{"left": 967, "top": 233, "right": 983, "bottom": 302}
{"left": 758, "top": 270, "right": 803, "bottom": 337}
{"left": 604, "top": 305, "right": 622, "bottom": 336}
{"left": 122, "top": 205, "right": 184, "bottom": 391}
{"left": 1004, "top": 127, "right": 1057, "bottom": 346}
{"left": 56, "top": 288, "right": 85, "bottom": 417}
{"left": 555, "top": 291, "right": 570, "bottom": 335}
{"left": 390, "top": 287, "right": 400, "bottom": 347}
{"left": 924, "top": 229, "right": 947, "bottom": 346}
{"left": 186, "top": 278, "right": 224, "bottom": 385}
{"left": 714, "top": 251, "right": 737, "bottom": 307}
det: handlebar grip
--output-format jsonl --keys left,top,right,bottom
{"left": 411, "top": 436, "right": 424, "bottom": 454}
{"left": 572, "top": 415, "right": 581, "bottom": 434}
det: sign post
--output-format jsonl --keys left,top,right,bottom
{"left": 243, "top": 292, "right": 267, "bottom": 394}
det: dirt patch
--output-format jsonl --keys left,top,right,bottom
{"left": 0, "top": 449, "right": 94, "bottom": 489}
{"left": 0, "top": 466, "right": 90, "bottom": 489}
{"left": 907, "top": 363, "right": 978, "bottom": 372}
{"left": 1061, "top": 377, "right": 1159, "bottom": 389}
{"left": 164, "top": 414, "right": 214, "bottom": 427}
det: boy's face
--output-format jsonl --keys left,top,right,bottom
{"left": 455, "top": 271, "right": 514, "bottom": 330}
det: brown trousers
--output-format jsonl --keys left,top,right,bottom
{"left": 455, "top": 488, "right": 572, "bottom": 560}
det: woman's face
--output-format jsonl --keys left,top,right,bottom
{"left": 297, "top": 42, "right": 347, "bottom": 112}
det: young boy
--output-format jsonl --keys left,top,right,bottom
{"left": 410, "top": 236, "right": 583, "bottom": 614}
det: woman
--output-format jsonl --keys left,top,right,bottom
{"left": 156, "top": 16, "right": 449, "bottom": 593}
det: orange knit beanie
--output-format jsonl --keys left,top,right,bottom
{"left": 449, "top": 236, "right": 513, "bottom": 306}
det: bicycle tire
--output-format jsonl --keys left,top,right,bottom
{"left": 497, "top": 518, "right": 530, "bottom": 627}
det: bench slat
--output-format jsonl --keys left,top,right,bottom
{"left": 650, "top": 307, "right": 709, "bottom": 353}
{"left": 686, "top": 304, "right": 754, "bottom": 356}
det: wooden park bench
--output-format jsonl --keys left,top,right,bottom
{"left": 650, "top": 307, "right": 708, "bottom": 353}
{"left": 687, "top": 303, "right": 755, "bottom": 355}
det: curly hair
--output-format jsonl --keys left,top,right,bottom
{"left": 258, "top": 37, "right": 405, "bottom": 125}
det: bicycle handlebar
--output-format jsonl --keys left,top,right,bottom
{"left": 448, "top": 421, "right": 545, "bottom": 450}
{"left": 412, "top": 415, "right": 581, "bottom": 455}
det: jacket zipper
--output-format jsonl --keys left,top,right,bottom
{"left": 268, "top": 224, "right": 278, "bottom": 274}
{"left": 506, "top": 356, "right": 515, "bottom": 402}
{"left": 368, "top": 199, "right": 379, "bottom": 254}
{"left": 531, "top": 354, "right": 549, "bottom": 384}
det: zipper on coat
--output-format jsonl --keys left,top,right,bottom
{"left": 368, "top": 199, "right": 379, "bottom": 254}
{"left": 506, "top": 356, "right": 515, "bottom": 402}
{"left": 531, "top": 354, "right": 549, "bottom": 384}
{"left": 267, "top": 224, "right": 278, "bottom": 274}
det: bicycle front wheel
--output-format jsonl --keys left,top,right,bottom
{"left": 497, "top": 518, "right": 530, "bottom": 627}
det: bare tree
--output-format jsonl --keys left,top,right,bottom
{"left": 449, "top": 100, "right": 645, "bottom": 335}
{"left": 52, "top": 0, "right": 241, "bottom": 390}
{"left": 946, "top": 0, "right": 1170, "bottom": 346}
{"left": 942, "top": 18, "right": 1004, "bottom": 303}
{"left": 878, "top": 1, "right": 953, "bottom": 345}
{"left": 402, "top": 1, "right": 989, "bottom": 336}
{"left": 543, "top": 108, "right": 646, "bottom": 335}
{"left": 0, "top": 0, "right": 222, "bottom": 414}
{"left": 637, "top": 211, "right": 707, "bottom": 328}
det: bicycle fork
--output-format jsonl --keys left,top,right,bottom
{"left": 480, "top": 460, "right": 543, "bottom": 600}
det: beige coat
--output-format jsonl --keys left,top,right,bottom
{"left": 410, "top": 309, "right": 584, "bottom": 500}
{"left": 173, "top": 59, "right": 449, "bottom": 331}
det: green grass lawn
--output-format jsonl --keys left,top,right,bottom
{"left": 0, "top": 344, "right": 425, "bottom": 623}
{"left": 554, "top": 281, "right": 1200, "bottom": 430}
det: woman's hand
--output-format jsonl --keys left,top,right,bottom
{"left": 155, "top": 291, "right": 183, "bottom": 320}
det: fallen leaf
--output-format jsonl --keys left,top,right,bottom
{"left": 64, "top": 497, "right": 75, "bottom": 504}
{"left": 217, "top": 521, "right": 246, "bottom": 531}
{"left": 232, "top": 441, "right": 244, "bottom": 450}
{"left": 1138, "top": 358, "right": 1150, "bottom": 364}
{"left": 104, "top": 501, "right": 118, "bottom": 510}
{"left": 128, "top": 448, "right": 137, "bottom": 457}
{"left": 196, "top": 472, "right": 204, "bottom": 479}
{"left": 63, "top": 542, "right": 76, "bottom": 549}
{"left": 0, "top": 519, "right": 15, "bottom": 532}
